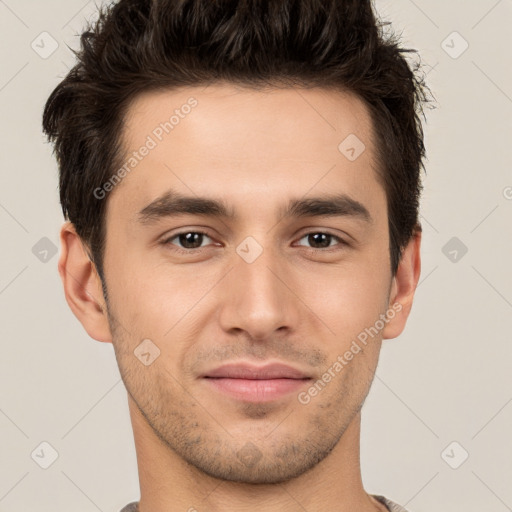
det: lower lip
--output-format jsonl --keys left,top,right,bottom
{"left": 204, "top": 377, "right": 311, "bottom": 402}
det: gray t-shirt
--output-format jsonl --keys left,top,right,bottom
{"left": 120, "top": 494, "right": 410, "bottom": 511}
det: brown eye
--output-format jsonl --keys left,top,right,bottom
{"left": 163, "top": 231, "right": 213, "bottom": 251}
{"left": 296, "top": 232, "right": 347, "bottom": 250}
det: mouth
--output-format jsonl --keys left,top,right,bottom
{"left": 201, "top": 362, "right": 312, "bottom": 403}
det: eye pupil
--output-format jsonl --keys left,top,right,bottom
{"left": 179, "top": 232, "right": 203, "bottom": 249}
{"left": 309, "top": 233, "right": 331, "bottom": 248}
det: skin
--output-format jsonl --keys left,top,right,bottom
{"left": 58, "top": 83, "right": 421, "bottom": 512}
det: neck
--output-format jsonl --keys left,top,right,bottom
{"left": 128, "top": 396, "right": 383, "bottom": 512}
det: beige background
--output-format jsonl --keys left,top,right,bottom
{"left": 1, "top": 0, "right": 511, "bottom": 511}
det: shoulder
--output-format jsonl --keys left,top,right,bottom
{"left": 371, "top": 494, "right": 411, "bottom": 512}
{"left": 119, "top": 502, "right": 139, "bottom": 512}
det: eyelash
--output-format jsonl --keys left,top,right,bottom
{"left": 160, "top": 229, "right": 348, "bottom": 255}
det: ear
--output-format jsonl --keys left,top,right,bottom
{"left": 58, "top": 221, "right": 113, "bottom": 343}
{"left": 382, "top": 228, "right": 422, "bottom": 340}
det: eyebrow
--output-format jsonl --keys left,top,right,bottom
{"left": 137, "top": 189, "right": 372, "bottom": 225}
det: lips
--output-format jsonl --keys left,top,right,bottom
{"left": 202, "top": 362, "right": 310, "bottom": 380}
{"left": 202, "top": 362, "right": 312, "bottom": 402}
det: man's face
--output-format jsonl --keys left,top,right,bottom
{"left": 102, "top": 83, "right": 395, "bottom": 483}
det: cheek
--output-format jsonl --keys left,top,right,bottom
{"left": 102, "top": 250, "right": 161, "bottom": 340}
{"left": 299, "top": 258, "right": 391, "bottom": 342}
{"left": 105, "top": 248, "right": 217, "bottom": 341}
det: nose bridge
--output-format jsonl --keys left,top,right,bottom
{"left": 218, "top": 238, "right": 297, "bottom": 338}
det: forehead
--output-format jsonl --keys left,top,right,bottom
{"left": 110, "top": 83, "right": 383, "bottom": 220}
{"left": 122, "top": 82, "right": 375, "bottom": 157}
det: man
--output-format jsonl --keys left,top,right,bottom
{"left": 43, "top": 0, "right": 431, "bottom": 510}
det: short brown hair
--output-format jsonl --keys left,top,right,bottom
{"left": 43, "top": 0, "right": 434, "bottom": 281}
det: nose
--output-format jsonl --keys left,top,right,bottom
{"left": 217, "top": 243, "right": 301, "bottom": 340}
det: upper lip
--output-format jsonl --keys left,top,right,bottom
{"left": 202, "top": 362, "right": 311, "bottom": 380}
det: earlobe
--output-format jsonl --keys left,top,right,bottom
{"left": 58, "top": 222, "right": 113, "bottom": 343}
{"left": 382, "top": 228, "right": 422, "bottom": 340}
